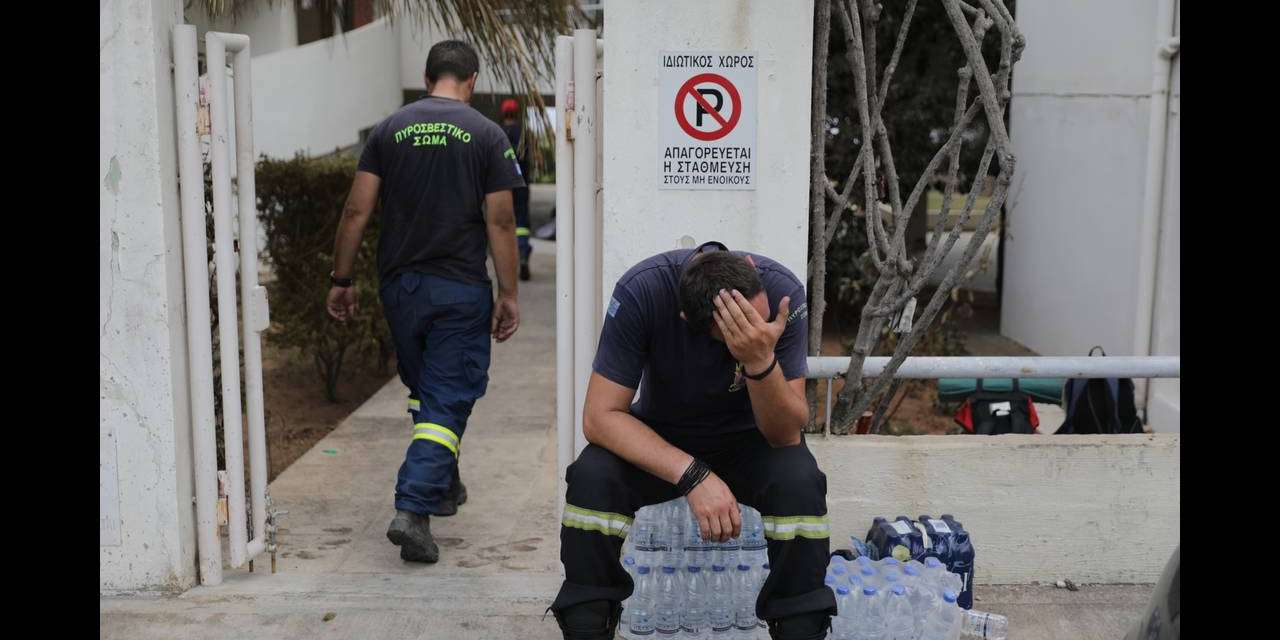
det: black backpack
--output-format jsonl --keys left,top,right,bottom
{"left": 1056, "top": 347, "right": 1144, "bottom": 434}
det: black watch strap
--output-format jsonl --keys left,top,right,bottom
{"left": 744, "top": 356, "right": 778, "bottom": 381}
{"left": 330, "top": 271, "right": 353, "bottom": 287}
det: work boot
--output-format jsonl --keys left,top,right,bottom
{"left": 551, "top": 600, "right": 622, "bottom": 640}
{"left": 437, "top": 465, "right": 468, "bottom": 517}
{"left": 386, "top": 510, "right": 439, "bottom": 563}
{"left": 767, "top": 611, "right": 831, "bottom": 640}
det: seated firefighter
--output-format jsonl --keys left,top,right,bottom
{"left": 551, "top": 242, "right": 836, "bottom": 640}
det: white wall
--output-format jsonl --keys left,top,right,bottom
{"left": 812, "top": 434, "right": 1181, "bottom": 584}
{"left": 398, "top": 17, "right": 555, "bottom": 96}
{"left": 185, "top": 1, "right": 298, "bottom": 57}
{"left": 101, "top": 0, "right": 197, "bottom": 592}
{"left": 601, "top": 0, "right": 813, "bottom": 298}
{"left": 251, "top": 18, "right": 404, "bottom": 159}
{"left": 1001, "top": 0, "right": 1179, "bottom": 429}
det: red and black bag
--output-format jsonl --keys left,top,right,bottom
{"left": 953, "top": 379, "right": 1039, "bottom": 435}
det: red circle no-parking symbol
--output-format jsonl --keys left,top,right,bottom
{"left": 674, "top": 73, "right": 742, "bottom": 141}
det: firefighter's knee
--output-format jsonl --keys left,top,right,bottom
{"left": 566, "top": 444, "right": 632, "bottom": 503}
{"left": 759, "top": 446, "right": 827, "bottom": 510}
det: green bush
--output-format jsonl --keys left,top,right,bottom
{"left": 256, "top": 154, "right": 390, "bottom": 402}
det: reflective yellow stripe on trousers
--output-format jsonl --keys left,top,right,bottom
{"left": 561, "top": 504, "right": 633, "bottom": 538}
{"left": 412, "top": 423, "right": 460, "bottom": 457}
{"left": 761, "top": 514, "right": 831, "bottom": 541}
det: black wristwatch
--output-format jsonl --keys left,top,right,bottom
{"left": 744, "top": 356, "right": 778, "bottom": 381}
{"left": 330, "top": 271, "right": 353, "bottom": 288}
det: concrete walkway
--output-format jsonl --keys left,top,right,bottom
{"left": 101, "top": 239, "right": 1154, "bottom": 639}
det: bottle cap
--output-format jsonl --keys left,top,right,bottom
{"left": 892, "top": 585, "right": 906, "bottom": 596}
{"left": 712, "top": 565, "right": 725, "bottom": 572}
{"left": 925, "top": 558, "right": 943, "bottom": 569}
{"left": 662, "top": 566, "right": 676, "bottom": 574}
{"left": 737, "top": 564, "right": 751, "bottom": 571}
{"left": 863, "top": 586, "right": 878, "bottom": 596}
{"left": 943, "top": 590, "right": 957, "bottom": 602}
{"left": 687, "top": 565, "right": 700, "bottom": 573}
{"left": 637, "top": 566, "right": 651, "bottom": 574}
{"left": 824, "top": 575, "right": 837, "bottom": 586}
{"left": 624, "top": 556, "right": 636, "bottom": 566}
{"left": 836, "top": 586, "right": 850, "bottom": 595}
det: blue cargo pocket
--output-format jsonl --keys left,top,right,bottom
{"left": 462, "top": 349, "right": 490, "bottom": 396}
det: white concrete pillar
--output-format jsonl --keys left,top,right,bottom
{"left": 100, "top": 0, "right": 197, "bottom": 592}
{"left": 601, "top": 0, "right": 815, "bottom": 297}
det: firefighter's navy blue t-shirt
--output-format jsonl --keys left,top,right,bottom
{"left": 358, "top": 96, "right": 525, "bottom": 285}
{"left": 592, "top": 250, "right": 810, "bottom": 438}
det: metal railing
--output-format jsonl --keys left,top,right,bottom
{"left": 805, "top": 356, "right": 1181, "bottom": 433}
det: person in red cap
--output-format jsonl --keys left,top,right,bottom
{"left": 500, "top": 98, "right": 533, "bottom": 280}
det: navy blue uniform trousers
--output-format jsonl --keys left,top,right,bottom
{"left": 380, "top": 271, "right": 492, "bottom": 515}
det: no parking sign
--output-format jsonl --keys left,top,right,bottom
{"left": 660, "top": 51, "right": 757, "bottom": 190}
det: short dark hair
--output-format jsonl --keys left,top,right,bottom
{"left": 425, "top": 40, "right": 479, "bottom": 83}
{"left": 678, "top": 252, "right": 763, "bottom": 334}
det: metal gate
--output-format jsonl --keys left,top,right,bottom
{"left": 172, "top": 25, "right": 276, "bottom": 586}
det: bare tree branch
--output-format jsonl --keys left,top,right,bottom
{"left": 807, "top": 0, "right": 833, "bottom": 431}
{"left": 833, "top": 0, "right": 889, "bottom": 271}
{"left": 827, "top": 0, "right": 1023, "bottom": 431}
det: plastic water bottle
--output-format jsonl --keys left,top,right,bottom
{"left": 621, "top": 556, "right": 638, "bottom": 630}
{"left": 655, "top": 566, "right": 683, "bottom": 636}
{"left": 885, "top": 584, "right": 914, "bottom": 640}
{"left": 686, "top": 514, "right": 711, "bottom": 569}
{"left": 740, "top": 509, "right": 767, "bottom": 568}
{"left": 635, "top": 520, "right": 662, "bottom": 569}
{"left": 960, "top": 610, "right": 1007, "bottom": 640}
{"left": 858, "top": 565, "right": 879, "bottom": 591}
{"left": 830, "top": 564, "right": 849, "bottom": 581}
{"left": 832, "top": 585, "right": 853, "bottom": 640}
{"left": 706, "top": 565, "right": 734, "bottom": 636}
{"left": 667, "top": 501, "right": 689, "bottom": 568}
{"left": 629, "top": 566, "right": 657, "bottom": 638}
{"left": 682, "top": 565, "right": 709, "bottom": 638}
{"left": 733, "top": 564, "right": 758, "bottom": 637}
{"left": 853, "top": 585, "right": 887, "bottom": 640}
{"left": 924, "top": 557, "right": 964, "bottom": 596}
{"left": 901, "top": 563, "right": 938, "bottom": 638}
{"left": 919, "top": 589, "right": 961, "bottom": 640}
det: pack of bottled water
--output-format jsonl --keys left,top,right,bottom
{"left": 619, "top": 497, "right": 771, "bottom": 638}
{"left": 616, "top": 500, "right": 1008, "bottom": 640}
{"left": 825, "top": 554, "right": 1008, "bottom": 640}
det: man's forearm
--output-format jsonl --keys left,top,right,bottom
{"left": 487, "top": 221, "right": 519, "bottom": 297}
{"left": 585, "top": 409, "right": 692, "bottom": 485}
{"left": 745, "top": 367, "right": 808, "bottom": 446}
{"left": 333, "top": 206, "right": 372, "bottom": 277}
{"left": 485, "top": 207, "right": 519, "bottom": 298}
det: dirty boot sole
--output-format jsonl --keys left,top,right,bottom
{"left": 386, "top": 524, "right": 439, "bottom": 563}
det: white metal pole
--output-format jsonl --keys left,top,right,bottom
{"left": 572, "top": 28, "right": 598, "bottom": 457}
{"left": 1132, "top": 0, "right": 1180, "bottom": 414}
{"left": 173, "top": 24, "right": 223, "bottom": 586}
{"left": 206, "top": 31, "right": 250, "bottom": 568}
{"left": 231, "top": 39, "right": 270, "bottom": 561}
{"left": 805, "top": 356, "right": 1181, "bottom": 380}
{"left": 554, "top": 35, "right": 576, "bottom": 510}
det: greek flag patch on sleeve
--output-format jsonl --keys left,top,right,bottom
{"left": 607, "top": 296, "right": 621, "bottom": 318}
